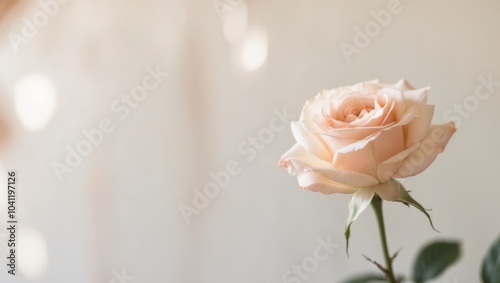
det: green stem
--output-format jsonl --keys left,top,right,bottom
{"left": 371, "top": 195, "right": 397, "bottom": 283}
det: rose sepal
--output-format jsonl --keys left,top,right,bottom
{"left": 344, "top": 179, "right": 437, "bottom": 255}
{"left": 392, "top": 179, "right": 438, "bottom": 232}
{"left": 344, "top": 188, "right": 375, "bottom": 255}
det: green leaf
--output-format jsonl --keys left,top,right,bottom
{"left": 412, "top": 241, "right": 461, "bottom": 283}
{"left": 340, "top": 273, "right": 387, "bottom": 283}
{"left": 482, "top": 236, "right": 500, "bottom": 283}
{"left": 393, "top": 179, "right": 438, "bottom": 232}
{"left": 345, "top": 189, "right": 375, "bottom": 255}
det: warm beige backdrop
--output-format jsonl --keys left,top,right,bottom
{"left": 0, "top": 0, "right": 498, "bottom": 282}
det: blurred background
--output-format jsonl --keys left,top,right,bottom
{"left": 0, "top": 0, "right": 499, "bottom": 282}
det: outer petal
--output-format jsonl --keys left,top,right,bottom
{"left": 297, "top": 171, "right": 358, "bottom": 194}
{"left": 389, "top": 79, "right": 416, "bottom": 91}
{"left": 279, "top": 143, "right": 380, "bottom": 187}
{"left": 377, "top": 143, "right": 420, "bottom": 182}
{"left": 400, "top": 86, "right": 433, "bottom": 147}
{"left": 279, "top": 143, "right": 309, "bottom": 175}
{"left": 402, "top": 86, "right": 429, "bottom": 104}
{"left": 404, "top": 104, "right": 434, "bottom": 147}
{"left": 351, "top": 81, "right": 384, "bottom": 94}
{"left": 291, "top": 121, "right": 333, "bottom": 161}
{"left": 395, "top": 122, "right": 456, "bottom": 178}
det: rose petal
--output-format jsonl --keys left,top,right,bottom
{"left": 279, "top": 143, "right": 334, "bottom": 175}
{"left": 380, "top": 99, "right": 396, "bottom": 125}
{"left": 301, "top": 89, "right": 342, "bottom": 132}
{"left": 349, "top": 97, "right": 384, "bottom": 127}
{"left": 316, "top": 122, "right": 397, "bottom": 140}
{"left": 389, "top": 79, "right": 416, "bottom": 91}
{"left": 279, "top": 144, "right": 380, "bottom": 187}
{"left": 358, "top": 98, "right": 387, "bottom": 127}
{"left": 352, "top": 80, "right": 385, "bottom": 93}
{"left": 297, "top": 171, "right": 358, "bottom": 194}
{"left": 395, "top": 122, "right": 456, "bottom": 178}
{"left": 279, "top": 143, "right": 306, "bottom": 175}
{"left": 291, "top": 121, "right": 333, "bottom": 161}
{"left": 377, "top": 143, "right": 420, "bottom": 182}
{"left": 403, "top": 86, "right": 430, "bottom": 104}
{"left": 332, "top": 106, "right": 418, "bottom": 178}
{"left": 404, "top": 104, "right": 434, "bottom": 147}
{"left": 380, "top": 88, "right": 407, "bottom": 120}
{"left": 333, "top": 125, "right": 405, "bottom": 178}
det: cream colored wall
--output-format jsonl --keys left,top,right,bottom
{"left": 0, "top": 0, "right": 498, "bottom": 282}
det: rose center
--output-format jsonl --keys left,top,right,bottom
{"left": 344, "top": 104, "right": 374, "bottom": 123}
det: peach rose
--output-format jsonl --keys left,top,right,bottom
{"left": 279, "top": 79, "right": 456, "bottom": 224}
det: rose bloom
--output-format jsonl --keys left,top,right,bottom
{"left": 279, "top": 80, "right": 455, "bottom": 213}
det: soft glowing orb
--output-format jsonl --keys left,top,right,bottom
{"left": 241, "top": 28, "right": 268, "bottom": 71}
{"left": 14, "top": 74, "right": 57, "bottom": 132}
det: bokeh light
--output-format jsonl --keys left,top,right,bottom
{"left": 14, "top": 74, "right": 57, "bottom": 132}
{"left": 241, "top": 28, "right": 268, "bottom": 71}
